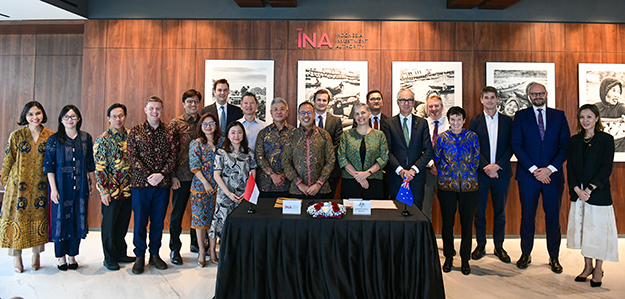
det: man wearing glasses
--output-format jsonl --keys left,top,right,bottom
{"left": 168, "top": 89, "right": 203, "bottom": 265}
{"left": 383, "top": 88, "right": 433, "bottom": 209}
{"left": 351, "top": 90, "right": 390, "bottom": 130}
{"left": 94, "top": 103, "right": 135, "bottom": 271}
{"left": 511, "top": 82, "right": 570, "bottom": 273}
{"left": 282, "top": 102, "right": 335, "bottom": 199}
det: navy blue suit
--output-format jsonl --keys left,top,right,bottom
{"left": 511, "top": 107, "right": 570, "bottom": 258}
{"left": 383, "top": 115, "right": 433, "bottom": 209}
{"left": 468, "top": 112, "right": 513, "bottom": 249}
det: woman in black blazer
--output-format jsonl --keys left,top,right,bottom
{"left": 566, "top": 104, "right": 618, "bottom": 288}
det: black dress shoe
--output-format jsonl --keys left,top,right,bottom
{"left": 549, "top": 257, "right": 563, "bottom": 274}
{"left": 494, "top": 247, "right": 511, "bottom": 263}
{"left": 190, "top": 245, "right": 199, "bottom": 253}
{"left": 461, "top": 261, "right": 471, "bottom": 275}
{"left": 103, "top": 259, "right": 120, "bottom": 271}
{"left": 170, "top": 251, "right": 183, "bottom": 265}
{"left": 150, "top": 254, "right": 168, "bottom": 270}
{"left": 132, "top": 256, "right": 145, "bottom": 274}
{"left": 590, "top": 280, "right": 602, "bottom": 287}
{"left": 57, "top": 263, "right": 68, "bottom": 271}
{"left": 117, "top": 256, "right": 137, "bottom": 263}
{"left": 471, "top": 245, "right": 486, "bottom": 260}
{"left": 516, "top": 254, "right": 531, "bottom": 269}
{"left": 68, "top": 263, "right": 79, "bottom": 270}
{"left": 442, "top": 257, "right": 453, "bottom": 273}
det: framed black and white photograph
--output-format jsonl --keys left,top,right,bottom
{"left": 391, "top": 61, "right": 463, "bottom": 118}
{"left": 205, "top": 59, "right": 274, "bottom": 123}
{"left": 579, "top": 63, "right": 625, "bottom": 161}
{"left": 486, "top": 62, "right": 556, "bottom": 119}
{"left": 297, "top": 60, "right": 368, "bottom": 127}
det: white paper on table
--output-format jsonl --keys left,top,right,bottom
{"left": 343, "top": 199, "right": 398, "bottom": 209}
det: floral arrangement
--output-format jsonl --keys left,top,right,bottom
{"left": 307, "top": 201, "right": 346, "bottom": 218}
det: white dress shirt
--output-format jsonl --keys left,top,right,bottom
{"left": 484, "top": 111, "right": 499, "bottom": 164}
{"left": 315, "top": 111, "right": 328, "bottom": 128}
{"left": 426, "top": 116, "right": 449, "bottom": 168}
{"left": 395, "top": 113, "right": 421, "bottom": 175}
{"left": 239, "top": 116, "right": 267, "bottom": 151}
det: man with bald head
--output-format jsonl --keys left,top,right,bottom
{"left": 511, "top": 82, "right": 570, "bottom": 273}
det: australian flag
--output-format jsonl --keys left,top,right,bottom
{"left": 396, "top": 177, "right": 413, "bottom": 206}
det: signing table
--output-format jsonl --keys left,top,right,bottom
{"left": 214, "top": 199, "right": 445, "bottom": 299}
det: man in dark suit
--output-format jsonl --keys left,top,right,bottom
{"left": 511, "top": 82, "right": 570, "bottom": 273}
{"left": 351, "top": 90, "right": 390, "bottom": 129}
{"left": 199, "top": 78, "right": 243, "bottom": 136}
{"left": 313, "top": 89, "right": 343, "bottom": 198}
{"left": 383, "top": 88, "right": 433, "bottom": 209}
{"left": 468, "top": 86, "right": 513, "bottom": 263}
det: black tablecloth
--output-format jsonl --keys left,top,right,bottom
{"left": 214, "top": 199, "right": 445, "bottom": 299}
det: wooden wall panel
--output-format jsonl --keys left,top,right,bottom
{"left": 106, "top": 20, "right": 163, "bottom": 49}
{"left": 379, "top": 21, "right": 421, "bottom": 50}
{"left": 163, "top": 20, "right": 196, "bottom": 49}
{"left": 105, "top": 49, "right": 163, "bottom": 127}
{"left": 196, "top": 21, "right": 236, "bottom": 49}
{"left": 474, "top": 22, "right": 531, "bottom": 52}
{"left": 162, "top": 49, "right": 197, "bottom": 120}
{"left": 34, "top": 55, "right": 83, "bottom": 121}
{"left": 0, "top": 34, "right": 36, "bottom": 55}
{"left": 36, "top": 34, "right": 84, "bottom": 55}
{"left": 83, "top": 20, "right": 108, "bottom": 49}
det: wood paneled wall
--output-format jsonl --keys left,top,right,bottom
{"left": 5, "top": 19, "right": 625, "bottom": 237}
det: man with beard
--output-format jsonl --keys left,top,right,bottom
{"left": 511, "top": 82, "right": 570, "bottom": 273}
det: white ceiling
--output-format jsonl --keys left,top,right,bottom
{"left": 0, "top": 0, "right": 85, "bottom": 21}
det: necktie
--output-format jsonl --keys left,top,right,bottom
{"left": 220, "top": 106, "right": 226, "bottom": 136}
{"left": 403, "top": 117, "right": 410, "bottom": 165}
{"left": 373, "top": 116, "right": 379, "bottom": 130}
{"left": 402, "top": 117, "right": 410, "bottom": 145}
{"left": 537, "top": 108, "right": 545, "bottom": 140}
{"left": 432, "top": 120, "right": 439, "bottom": 147}
{"left": 318, "top": 115, "right": 324, "bottom": 129}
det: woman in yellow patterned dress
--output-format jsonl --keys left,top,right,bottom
{"left": 0, "top": 101, "right": 54, "bottom": 273}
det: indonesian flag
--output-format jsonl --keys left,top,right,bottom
{"left": 244, "top": 173, "right": 259, "bottom": 204}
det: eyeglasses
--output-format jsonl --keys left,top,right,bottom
{"left": 529, "top": 92, "right": 546, "bottom": 97}
{"left": 299, "top": 111, "right": 313, "bottom": 116}
{"left": 369, "top": 97, "right": 382, "bottom": 102}
{"left": 62, "top": 115, "right": 79, "bottom": 121}
{"left": 185, "top": 99, "right": 200, "bottom": 104}
{"left": 201, "top": 122, "right": 216, "bottom": 127}
{"left": 398, "top": 98, "right": 414, "bottom": 103}
{"left": 110, "top": 114, "right": 125, "bottom": 120}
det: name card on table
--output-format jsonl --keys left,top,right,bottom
{"left": 353, "top": 200, "right": 371, "bottom": 215}
{"left": 282, "top": 200, "right": 302, "bottom": 215}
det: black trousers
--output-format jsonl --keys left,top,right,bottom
{"left": 169, "top": 181, "right": 197, "bottom": 253}
{"left": 101, "top": 198, "right": 133, "bottom": 262}
{"left": 438, "top": 189, "right": 479, "bottom": 260}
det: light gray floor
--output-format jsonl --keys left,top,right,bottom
{"left": 1, "top": 232, "right": 623, "bottom": 299}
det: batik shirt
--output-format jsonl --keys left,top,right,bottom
{"left": 255, "top": 123, "right": 295, "bottom": 192}
{"left": 170, "top": 113, "right": 200, "bottom": 182}
{"left": 281, "top": 126, "right": 335, "bottom": 195}
{"left": 337, "top": 128, "right": 389, "bottom": 180}
{"left": 127, "top": 121, "right": 177, "bottom": 188}
{"left": 434, "top": 129, "right": 479, "bottom": 192}
{"left": 94, "top": 127, "right": 131, "bottom": 200}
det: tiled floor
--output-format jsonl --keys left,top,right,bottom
{"left": 1, "top": 232, "right": 623, "bottom": 299}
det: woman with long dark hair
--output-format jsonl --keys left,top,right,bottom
{"left": 189, "top": 113, "right": 223, "bottom": 267}
{"left": 209, "top": 121, "right": 256, "bottom": 243}
{"left": 43, "top": 105, "right": 96, "bottom": 271}
{"left": 567, "top": 104, "right": 618, "bottom": 288}
{"left": 1, "top": 101, "right": 54, "bottom": 273}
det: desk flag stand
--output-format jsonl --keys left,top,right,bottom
{"left": 244, "top": 173, "right": 259, "bottom": 214}
{"left": 397, "top": 175, "right": 413, "bottom": 217}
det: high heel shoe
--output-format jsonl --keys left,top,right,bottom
{"left": 590, "top": 270, "right": 604, "bottom": 287}
{"left": 209, "top": 258, "right": 219, "bottom": 265}
{"left": 14, "top": 256, "right": 24, "bottom": 273}
{"left": 32, "top": 253, "right": 40, "bottom": 271}
{"left": 575, "top": 268, "right": 593, "bottom": 282}
{"left": 198, "top": 255, "right": 206, "bottom": 268}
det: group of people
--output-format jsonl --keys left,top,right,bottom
{"left": 0, "top": 78, "right": 618, "bottom": 288}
